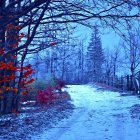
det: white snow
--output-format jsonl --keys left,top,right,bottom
{"left": 21, "top": 100, "right": 36, "bottom": 105}
{"left": 31, "top": 85, "right": 140, "bottom": 140}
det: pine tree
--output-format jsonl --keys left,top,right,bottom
{"left": 86, "top": 27, "right": 104, "bottom": 82}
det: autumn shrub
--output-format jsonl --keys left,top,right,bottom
{"left": 37, "top": 86, "right": 58, "bottom": 103}
{"left": 20, "top": 77, "right": 70, "bottom": 104}
{"left": 36, "top": 78, "right": 70, "bottom": 104}
{"left": 20, "top": 79, "right": 48, "bottom": 102}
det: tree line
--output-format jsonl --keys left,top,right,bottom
{"left": 33, "top": 25, "right": 140, "bottom": 87}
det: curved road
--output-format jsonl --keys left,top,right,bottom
{"left": 32, "top": 85, "right": 140, "bottom": 140}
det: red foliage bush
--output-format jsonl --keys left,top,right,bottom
{"left": 37, "top": 79, "right": 70, "bottom": 104}
{"left": 37, "top": 86, "right": 57, "bottom": 103}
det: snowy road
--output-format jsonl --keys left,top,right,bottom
{"left": 32, "top": 85, "right": 140, "bottom": 140}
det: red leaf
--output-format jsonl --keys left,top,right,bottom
{"left": 50, "top": 42, "right": 57, "bottom": 46}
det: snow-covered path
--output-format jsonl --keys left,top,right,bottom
{"left": 32, "top": 85, "right": 140, "bottom": 140}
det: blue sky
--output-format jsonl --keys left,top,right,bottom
{"left": 75, "top": 25, "right": 120, "bottom": 49}
{"left": 102, "top": 32, "right": 120, "bottom": 49}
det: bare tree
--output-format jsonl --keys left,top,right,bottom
{"left": 103, "top": 46, "right": 121, "bottom": 85}
{"left": 1, "top": 0, "right": 140, "bottom": 56}
{"left": 121, "top": 28, "right": 140, "bottom": 77}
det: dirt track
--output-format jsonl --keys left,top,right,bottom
{"left": 32, "top": 85, "right": 140, "bottom": 140}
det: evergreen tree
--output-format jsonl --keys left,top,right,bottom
{"left": 86, "top": 27, "right": 104, "bottom": 82}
